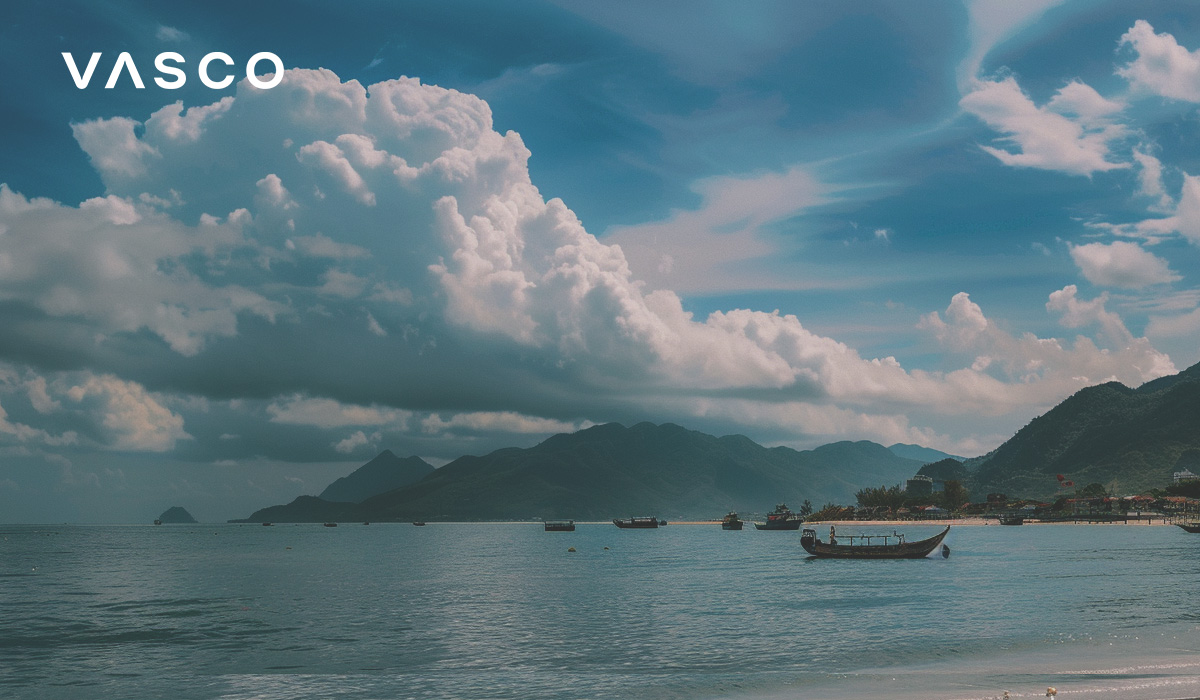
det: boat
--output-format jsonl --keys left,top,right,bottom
{"left": 323, "top": 522, "right": 337, "bottom": 527}
{"left": 998, "top": 514, "right": 1024, "bottom": 526}
{"left": 153, "top": 519, "right": 162, "bottom": 525}
{"left": 613, "top": 517, "right": 659, "bottom": 529}
{"left": 721, "top": 512, "right": 744, "bottom": 530}
{"left": 754, "top": 503, "right": 803, "bottom": 530}
{"left": 413, "top": 521, "right": 426, "bottom": 526}
{"left": 659, "top": 519, "right": 668, "bottom": 526}
{"left": 1176, "top": 522, "right": 1200, "bottom": 533}
{"left": 800, "top": 526, "right": 951, "bottom": 559}
{"left": 544, "top": 520, "right": 576, "bottom": 532}
{"left": 262, "top": 522, "right": 273, "bottom": 526}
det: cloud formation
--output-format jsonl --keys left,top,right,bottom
{"left": 1069, "top": 241, "right": 1179, "bottom": 288}
{"left": 960, "top": 77, "right": 1127, "bottom": 176}
{"left": 0, "top": 67, "right": 1180, "bottom": 462}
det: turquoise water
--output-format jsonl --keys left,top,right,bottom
{"left": 2, "top": 523, "right": 1199, "bottom": 700}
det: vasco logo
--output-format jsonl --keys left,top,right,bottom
{"left": 62, "top": 52, "right": 284, "bottom": 90}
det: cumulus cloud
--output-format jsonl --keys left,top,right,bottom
{"left": 1118, "top": 20, "right": 1200, "bottom": 102}
{"left": 333, "top": 430, "right": 380, "bottom": 453}
{"left": 1069, "top": 241, "right": 1179, "bottom": 288}
{"left": 960, "top": 77, "right": 1128, "bottom": 176}
{"left": 66, "top": 374, "right": 189, "bottom": 451}
{"left": 0, "top": 67, "right": 1181, "bottom": 459}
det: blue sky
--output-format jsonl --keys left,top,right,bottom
{"left": 1, "top": 1, "right": 1199, "bottom": 522}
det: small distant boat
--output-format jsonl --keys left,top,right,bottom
{"left": 1176, "top": 522, "right": 1200, "bottom": 533}
{"left": 363, "top": 522, "right": 370, "bottom": 525}
{"left": 544, "top": 520, "right": 575, "bottom": 532}
{"left": 412, "top": 521, "right": 426, "bottom": 526}
{"left": 153, "top": 519, "right": 162, "bottom": 526}
{"left": 262, "top": 522, "right": 273, "bottom": 526}
{"left": 323, "top": 522, "right": 337, "bottom": 527}
{"left": 801, "top": 526, "right": 950, "bottom": 559}
{"left": 999, "top": 514, "right": 1024, "bottom": 526}
{"left": 659, "top": 519, "right": 668, "bottom": 526}
{"left": 721, "top": 512, "right": 743, "bottom": 530}
{"left": 613, "top": 517, "right": 659, "bottom": 529}
{"left": 754, "top": 503, "right": 803, "bottom": 530}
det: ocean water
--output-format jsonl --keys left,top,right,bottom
{"left": 2, "top": 522, "right": 1199, "bottom": 700}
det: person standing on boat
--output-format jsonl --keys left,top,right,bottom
{"left": 829, "top": 524, "right": 837, "bottom": 545}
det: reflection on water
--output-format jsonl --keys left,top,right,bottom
{"left": 1, "top": 523, "right": 1198, "bottom": 699}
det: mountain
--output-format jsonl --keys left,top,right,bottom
{"left": 156, "top": 506, "right": 197, "bottom": 524}
{"left": 235, "top": 422, "right": 925, "bottom": 522}
{"left": 318, "top": 450, "right": 434, "bottom": 503}
{"left": 968, "top": 361, "right": 1200, "bottom": 499}
{"left": 236, "top": 496, "right": 366, "bottom": 524}
{"left": 888, "top": 443, "right": 965, "bottom": 464}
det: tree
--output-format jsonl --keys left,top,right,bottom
{"left": 1078, "top": 482, "right": 1108, "bottom": 499}
{"left": 940, "top": 480, "right": 970, "bottom": 511}
{"left": 855, "top": 484, "right": 905, "bottom": 510}
{"left": 798, "top": 500, "right": 814, "bottom": 518}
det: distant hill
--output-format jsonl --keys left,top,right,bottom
{"left": 319, "top": 450, "right": 434, "bottom": 503}
{"left": 235, "top": 422, "right": 925, "bottom": 522}
{"left": 235, "top": 496, "right": 366, "bottom": 524}
{"left": 968, "top": 361, "right": 1200, "bottom": 499}
{"left": 157, "top": 506, "right": 196, "bottom": 524}
{"left": 888, "top": 443, "right": 965, "bottom": 463}
{"left": 917, "top": 458, "right": 968, "bottom": 483}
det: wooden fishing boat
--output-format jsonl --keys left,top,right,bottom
{"left": 753, "top": 503, "right": 803, "bottom": 530}
{"left": 544, "top": 520, "right": 575, "bottom": 532}
{"left": 721, "top": 512, "right": 743, "bottom": 530}
{"left": 800, "top": 526, "right": 950, "bottom": 559}
{"left": 1176, "top": 522, "right": 1200, "bottom": 533}
{"left": 613, "top": 517, "right": 659, "bottom": 529}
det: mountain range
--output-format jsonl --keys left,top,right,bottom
{"left": 233, "top": 361, "right": 1200, "bottom": 521}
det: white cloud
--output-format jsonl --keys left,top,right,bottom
{"left": 421, "top": 411, "right": 591, "bottom": 436}
{"left": 959, "top": 0, "right": 1068, "bottom": 89}
{"left": 267, "top": 395, "right": 410, "bottom": 429}
{"left": 1132, "top": 149, "right": 1173, "bottom": 211}
{"left": 1069, "top": 241, "right": 1179, "bottom": 288}
{"left": 155, "top": 25, "right": 189, "bottom": 42}
{"left": 960, "top": 77, "right": 1128, "bottom": 176}
{"left": 2, "top": 67, "right": 1181, "bottom": 458}
{"left": 66, "top": 374, "right": 189, "bottom": 451}
{"left": 333, "top": 430, "right": 380, "bottom": 453}
{"left": 603, "top": 166, "right": 828, "bottom": 294}
{"left": 1093, "top": 172, "right": 1200, "bottom": 245}
{"left": 1118, "top": 20, "right": 1200, "bottom": 102}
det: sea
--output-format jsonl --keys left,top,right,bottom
{"left": 2, "top": 522, "right": 1199, "bottom": 700}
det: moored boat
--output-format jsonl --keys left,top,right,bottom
{"left": 800, "top": 526, "right": 950, "bottom": 559}
{"left": 999, "top": 514, "right": 1024, "bottom": 525}
{"left": 412, "top": 521, "right": 426, "bottom": 526}
{"left": 544, "top": 520, "right": 575, "bottom": 532}
{"left": 754, "top": 503, "right": 803, "bottom": 530}
{"left": 1176, "top": 522, "right": 1200, "bottom": 533}
{"left": 721, "top": 512, "right": 743, "bottom": 530}
{"left": 323, "top": 522, "right": 337, "bottom": 527}
{"left": 613, "top": 517, "right": 659, "bottom": 529}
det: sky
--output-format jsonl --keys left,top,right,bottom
{"left": 1, "top": 0, "right": 1199, "bottom": 523}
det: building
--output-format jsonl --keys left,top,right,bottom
{"left": 906, "top": 474, "right": 933, "bottom": 496}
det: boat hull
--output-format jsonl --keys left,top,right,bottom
{"left": 544, "top": 521, "right": 576, "bottom": 532}
{"left": 721, "top": 521, "right": 743, "bottom": 530}
{"left": 754, "top": 520, "right": 802, "bottom": 530}
{"left": 613, "top": 518, "right": 659, "bottom": 528}
{"left": 1176, "top": 522, "right": 1200, "bottom": 533}
{"left": 800, "top": 526, "right": 950, "bottom": 559}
